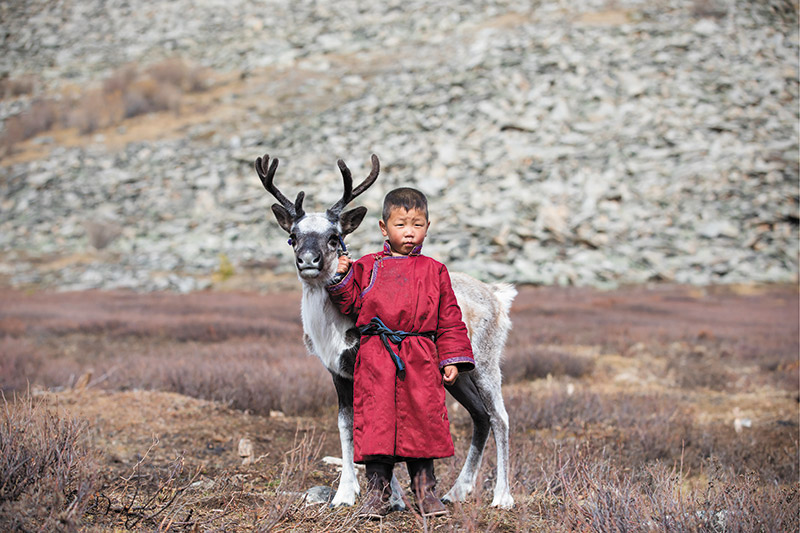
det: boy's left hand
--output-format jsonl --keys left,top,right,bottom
{"left": 443, "top": 364, "right": 458, "bottom": 385}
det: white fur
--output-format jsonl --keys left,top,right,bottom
{"left": 448, "top": 274, "right": 516, "bottom": 509}
{"left": 296, "top": 214, "right": 339, "bottom": 235}
{"left": 331, "top": 409, "right": 359, "bottom": 506}
{"left": 301, "top": 283, "right": 353, "bottom": 377}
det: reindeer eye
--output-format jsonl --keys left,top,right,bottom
{"left": 288, "top": 234, "right": 297, "bottom": 246}
{"left": 328, "top": 235, "right": 340, "bottom": 247}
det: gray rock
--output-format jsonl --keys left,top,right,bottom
{"left": 304, "top": 486, "right": 333, "bottom": 505}
{"left": 0, "top": 0, "right": 796, "bottom": 291}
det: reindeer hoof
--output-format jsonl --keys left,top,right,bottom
{"left": 329, "top": 499, "right": 354, "bottom": 508}
{"left": 329, "top": 492, "right": 357, "bottom": 508}
{"left": 490, "top": 493, "right": 514, "bottom": 509}
{"left": 442, "top": 483, "right": 472, "bottom": 504}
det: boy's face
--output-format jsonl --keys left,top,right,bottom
{"left": 379, "top": 207, "right": 430, "bottom": 256}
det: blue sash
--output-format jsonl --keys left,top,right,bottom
{"left": 358, "top": 317, "right": 436, "bottom": 379}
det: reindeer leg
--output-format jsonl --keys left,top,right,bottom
{"left": 442, "top": 373, "right": 491, "bottom": 503}
{"left": 472, "top": 368, "right": 514, "bottom": 509}
{"left": 388, "top": 471, "right": 406, "bottom": 511}
{"left": 329, "top": 372, "right": 359, "bottom": 507}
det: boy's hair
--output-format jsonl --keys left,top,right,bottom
{"left": 382, "top": 187, "right": 429, "bottom": 221}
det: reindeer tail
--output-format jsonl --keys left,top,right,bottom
{"left": 490, "top": 283, "right": 517, "bottom": 316}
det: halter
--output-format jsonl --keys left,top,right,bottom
{"left": 337, "top": 234, "right": 350, "bottom": 257}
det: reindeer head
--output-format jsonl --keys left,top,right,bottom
{"left": 255, "top": 154, "right": 379, "bottom": 282}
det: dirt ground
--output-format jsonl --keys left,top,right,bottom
{"left": 1, "top": 282, "right": 798, "bottom": 531}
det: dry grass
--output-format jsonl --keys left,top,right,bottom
{"left": 0, "top": 394, "right": 98, "bottom": 532}
{"left": 0, "top": 284, "right": 797, "bottom": 531}
{"left": 0, "top": 290, "right": 334, "bottom": 417}
{"left": 0, "top": 58, "right": 210, "bottom": 152}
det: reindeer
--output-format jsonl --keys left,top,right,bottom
{"left": 254, "top": 153, "right": 516, "bottom": 509}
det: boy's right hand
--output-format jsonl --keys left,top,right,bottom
{"left": 336, "top": 255, "right": 352, "bottom": 274}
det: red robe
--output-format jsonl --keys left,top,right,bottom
{"left": 327, "top": 241, "right": 475, "bottom": 462}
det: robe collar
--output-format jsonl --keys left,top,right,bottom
{"left": 382, "top": 240, "right": 423, "bottom": 257}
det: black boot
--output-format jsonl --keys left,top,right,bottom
{"left": 407, "top": 459, "right": 447, "bottom": 517}
{"left": 360, "top": 461, "right": 393, "bottom": 519}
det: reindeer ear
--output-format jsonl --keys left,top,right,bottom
{"left": 340, "top": 206, "right": 368, "bottom": 236}
{"left": 271, "top": 204, "right": 294, "bottom": 233}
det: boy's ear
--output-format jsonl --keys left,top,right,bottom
{"left": 340, "top": 206, "right": 368, "bottom": 236}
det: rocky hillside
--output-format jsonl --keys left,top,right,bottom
{"left": 0, "top": 0, "right": 797, "bottom": 292}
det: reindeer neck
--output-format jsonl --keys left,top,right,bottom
{"left": 300, "top": 281, "right": 354, "bottom": 377}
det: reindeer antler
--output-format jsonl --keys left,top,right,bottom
{"left": 329, "top": 154, "right": 380, "bottom": 215}
{"left": 255, "top": 154, "right": 305, "bottom": 218}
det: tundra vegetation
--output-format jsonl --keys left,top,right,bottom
{"left": 0, "top": 284, "right": 797, "bottom": 531}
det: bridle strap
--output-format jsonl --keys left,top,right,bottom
{"left": 337, "top": 234, "right": 349, "bottom": 257}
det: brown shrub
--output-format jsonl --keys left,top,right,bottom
{"left": 509, "top": 442, "right": 799, "bottom": 532}
{"left": 666, "top": 344, "right": 738, "bottom": 391}
{"left": 122, "top": 78, "right": 180, "bottom": 118}
{"left": 1, "top": 57, "right": 209, "bottom": 150}
{"left": 0, "top": 337, "right": 43, "bottom": 392}
{"left": 0, "top": 98, "right": 60, "bottom": 151}
{"left": 22, "top": 98, "right": 60, "bottom": 136}
{"left": 128, "top": 345, "right": 336, "bottom": 416}
{"left": 67, "top": 89, "right": 128, "bottom": 135}
{"left": 146, "top": 58, "right": 209, "bottom": 93}
{"left": 0, "top": 290, "right": 336, "bottom": 416}
{"left": 102, "top": 63, "right": 138, "bottom": 95}
{"left": 508, "top": 384, "right": 799, "bottom": 485}
{"left": 0, "top": 395, "right": 97, "bottom": 531}
{"left": 502, "top": 345, "right": 595, "bottom": 383}
{"left": 0, "top": 115, "right": 26, "bottom": 150}
{"left": 0, "top": 75, "right": 36, "bottom": 98}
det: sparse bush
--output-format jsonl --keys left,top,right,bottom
{"left": 124, "top": 343, "right": 335, "bottom": 416}
{"left": 0, "top": 290, "right": 334, "bottom": 416}
{"left": 21, "top": 98, "right": 59, "bottom": 137}
{"left": 146, "top": 58, "right": 209, "bottom": 93}
{"left": 123, "top": 78, "right": 180, "bottom": 117}
{"left": 512, "top": 442, "right": 799, "bottom": 532}
{"left": 1, "top": 98, "right": 60, "bottom": 151}
{"left": 667, "top": 348, "right": 737, "bottom": 391}
{"left": 0, "top": 337, "right": 42, "bottom": 392}
{"left": 102, "top": 63, "right": 138, "bottom": 95}
{"left": 0, "top": 395, "right": 97, "bottom": 531}
{"left": 0, "top": 57, "right": 210, "bottom": 151}
{"left": 503, "top": 346, "right": 594, "bottom": 383}
{"left": 0, "top": 74, "right": 36, "bottom": 98}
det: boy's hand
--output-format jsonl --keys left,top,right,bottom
{"left": 336, "top": 255, "right": 352, "bottom": 274}
{"left": 443, "top": 364, "right": 458, "bottom": 385}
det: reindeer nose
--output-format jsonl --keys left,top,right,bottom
{"left": 296, "top": 251, "right": 322, "bottom": 270}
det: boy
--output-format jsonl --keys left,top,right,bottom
{"left": 326, "top": 187, "right": 475, "bottom": 519}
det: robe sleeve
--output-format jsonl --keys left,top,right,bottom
{"left": 326, "top": 257, "right": 366, "bottom": 317}
{"left": 435, "top": 264, "right": 475, "bottom": 372}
